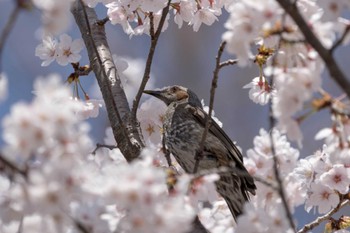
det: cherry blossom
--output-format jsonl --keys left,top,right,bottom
{"left": 137, "top": 96, "right": 166, "bottom": 145}
{"left": 201, "top": 100, "right": 223, "bottom": 127}
{"left": 192, "top": 8, "right": 218, "bottom": 32}
{"left": 35, "top": 34, "right": 84, "bottom": 67}
{"left": 35, "top": 36, "right": 58, "bottom": 66}
{"left": 56, "top": 34, "right": 84, "bottom": 66}
{"left": 173, "top": 0, "right": 196, "bottom": 28}
{"left": 33, "top": 0, "right": 74, "bottom": 34}
{"left": 320, "top": 164, "right": 350, "bottom": 194}
{"left": 113, "top": 55, "right": 156, "bottom": 105}
{"left": 199, "top": 200, "right": 235, "bottom": 233}
{"left": 243, "top": 76, "right": 274, "bottom": 105}
{"left": 305, "top": 182, "right": 339, "bottom": 214}
{"left": 2, "top": 0, "right": 350, "bottom": 232}
{"left": 317, "top": 0, "right": 349, "bottom": 21}
{"left": 77, "top": 99, "right": 104, "bottom": 120}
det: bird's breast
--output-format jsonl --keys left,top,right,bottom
{"left": 163, "top": 117, "right": 218, "bottom": 172}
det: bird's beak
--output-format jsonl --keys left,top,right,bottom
{"left": 143, "top": 89, "right": 163, "bottom": 98}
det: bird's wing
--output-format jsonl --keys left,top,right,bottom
{"left": 185, "top": 104, "right": 244, "bottom": 165}
{"left": 185, "top": 104, "right": 256, "bottom": 196}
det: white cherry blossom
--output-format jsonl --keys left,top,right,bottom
{"left": 305, "top": 182, "right": 339, "bottom": 214}
{"left": 56, "top": 34, "right": 84, "bottom": 66}
{"left": 243, "top": 76, "right": 274, "bottom": 105}
{"left": 35, "top": 36, "right": 58, "bottom": 66}
{"left": 320, "top": 164, "right": 350, "bottom": 194}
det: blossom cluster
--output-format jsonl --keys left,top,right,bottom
{"left": 233, "top": 129, "right": 301, "bottom": 233}
{"left": 234, "top": 127, "right": 350, "bottom": 232}
{"left": 235, "top": 0, "right": 349, "bottom": 144}
{"left": 32, "top": 0, "right": 223, "bottom": 36}
{"left": 83, "top": 0, "right": 222, "bottom": 36}
{"left": 0, "top": 75, "right": 201, "bottom": 233}
{"left": 3, "top": 0, "right": 350, "bottom": 232}
{"left": 35, "top": 34, "right": 84, "bottom": 66}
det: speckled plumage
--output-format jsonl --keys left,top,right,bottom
{"left": 144, "top": 85, "right": 256, "bottom": 220}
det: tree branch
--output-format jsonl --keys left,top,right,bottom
{"left": 269, "top": 129, "right": 296, "bottom": 232}
{"left": 219, "top": 59, "right": 238, "bottom": 69}
{"left": 71, "top": 0, "right": 145, "bottom": 163}
{"left": 298, "top": 199, "right": 350, "bottom": 233}
{"left": 0, "top": 1, "right": 21, "bottom": 72}
{"left": 331, "top": 24, "right": 350, "bottom": 53}
{"left": 91, "top": 143, "right": 117, "bottom": 155}
{"left": 193, "top": 41, "right": 228, "bottom": 173}
{"left": 275, "top": 0, "right": 350, "bottom": 97}
{"left": 268, "top": 15, "right": 296, "bottom": 231}
{"left": 0, "top": 153, "right": 28, "bottom": 178}
{"left": 131, "top": 0, "right": 171, "bottom": 118}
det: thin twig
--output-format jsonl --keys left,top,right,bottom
{"left": 298, "top": 199, "right": 350, "bottom": 233}
{"left": 72, "top": 217, "right": 91, "bottom": 233}
{"left": 71, "top": 63, "right": 92, "bottom": 76}
{"left": 131, "top": 0, "right": 172, "bottom": 118}
{"left": 95, "top": 16, "right": 109, "bottom": 26}
{"left": 193, "top": 41, "right": 227, "bottom": 174}
{"left": 331, "top": 24, "right": 350, "bottom": 53}
{"left": 269, "top": 130, "right": 296, "bottom": 232}
{"left": 219, "top": 59, "right": 238, "bottom": 69}
{"left": 16, "top": 216, "right": 24, "bottom": 233}
{"left": 149, "top": 12, "right": 155, "bottom": 38}
{"left": 91, "top": 143, "right": 117, "bottom": 155}
{"left": 0, "top": 1, "right": 21, "bottom": 72}
{"left": 0, "top": 153, "right": 28, "bottom": 178}
{"left": 275, "top": 0, "right": 350, "bottom": 98}
{"left": 268, "top": 14, "right": 296, "bottom": 232}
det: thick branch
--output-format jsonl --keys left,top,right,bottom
{"left": 71, "top": 0, "right": 144, "bottom": 162}
{"left": 298, "top": 199, "right": 349, "bottom": 233}
{"left": 131, "top": 0, "right": 171, "bottom": 118}
{"left": 275, "top": 0, "right": 350, "bottom": 97}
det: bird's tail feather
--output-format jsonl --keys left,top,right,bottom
{"left": 215, "top": 174, "right": 251, "bottom": 220}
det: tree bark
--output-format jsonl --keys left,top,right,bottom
{"left": 71, "top": 0, "right": 145, "bottom": 162}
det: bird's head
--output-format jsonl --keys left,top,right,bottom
{"left": 144, "top": 85, "right": 202, "bottom": 107}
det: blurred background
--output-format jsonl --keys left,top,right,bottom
{"left": 0, "top": 0, "right": 349, "bottom": 231}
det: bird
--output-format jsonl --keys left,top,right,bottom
{"left": 143, "top": 85, "right": 256, "bottom": 220}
